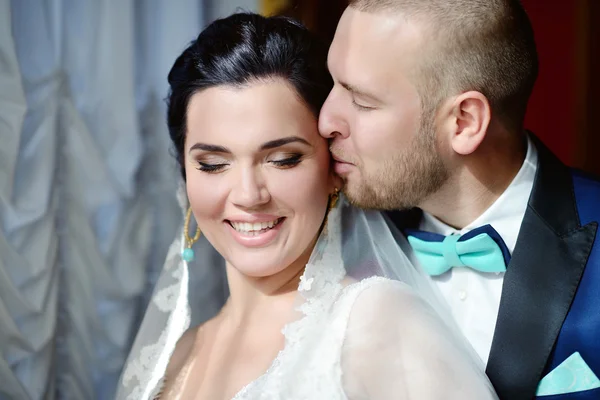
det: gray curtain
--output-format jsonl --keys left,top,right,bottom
{"left": 0, "top": 1, "right": 256, "bottom": 399}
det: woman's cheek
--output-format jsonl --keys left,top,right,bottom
{"left": 187, "top": 174, "right": 227, "bottom": 221}
{"left": 270, "top": 164, "right": 330, "bottom": 210}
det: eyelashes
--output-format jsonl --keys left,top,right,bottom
{"left": 352, "top": 99, "right": 376, "bottom": 111}
{"left": 352, "top": 99, "right": 375, "bottom": 111}
{"left": 271, "top": 153, "right": 302, "bottom": 168}
{"left": 196, "top": 162, "right": 227, "bottom": 173}
{"left": 195, "top": 153, "right": 303, "bottom": 173}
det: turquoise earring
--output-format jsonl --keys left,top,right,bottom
{"left": 182, "top": 207, "right": 201, "bottom": 262}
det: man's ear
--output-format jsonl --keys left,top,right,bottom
{"left": 439, "top": 91, "right": 491, "bottom": 155}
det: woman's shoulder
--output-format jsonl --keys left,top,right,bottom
{"left": 337, "top": 277, "right": 439, "bottom": 328}
{"left": 341, "top": 276, "right": 420, "bottom": 305}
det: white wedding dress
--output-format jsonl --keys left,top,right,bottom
{"left": 116, "top": 194, "right": 498, "bottom": 399}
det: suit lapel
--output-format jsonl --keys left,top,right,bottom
{"left": 486, "top": 136, "right": 597, "bottom": 399}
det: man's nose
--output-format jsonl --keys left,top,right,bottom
{"left": 319, "top": 91, "right": 350, "bottom": 140}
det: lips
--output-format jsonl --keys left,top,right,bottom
{"left": 330, "top": 151, "right": 355, "bottom": 176}
{"left": 330, "top": 151, "right": 353, "bottom": 165}
{"left": 331, "top": 154, "right": 349, "bottom": 164}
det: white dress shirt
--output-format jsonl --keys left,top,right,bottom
{"left": 417, "top": 136, "right": 538, "bottom": 364}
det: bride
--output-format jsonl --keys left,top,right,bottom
{"left": 116, "top": 12, "right": 497, "bottom": 399}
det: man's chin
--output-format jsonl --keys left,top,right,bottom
{"left": 342, "top": 181, "right": 416, "bottom": 211}
{"left": 342, "top": 185, "right": 389, "bottom": 210}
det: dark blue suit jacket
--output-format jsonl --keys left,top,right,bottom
{"left": 389, "top": 135, "right": 600, "bottom": 399}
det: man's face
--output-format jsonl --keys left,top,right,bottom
{"left": 319, "top": 7, "right": 448, "bottom": 210}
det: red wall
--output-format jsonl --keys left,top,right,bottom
{"left": 521, "top": 1, "right": 582, "bottom": 166}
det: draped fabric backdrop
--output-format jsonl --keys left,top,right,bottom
{"left": 3, "top": 1, "right": 595, "bottom": 400}
{"left": 0, "top": 1, "right": 256, "bottom": 399}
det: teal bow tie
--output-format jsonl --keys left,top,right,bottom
{"left": 406, "top": 225, "right": 511, "bottom": 276}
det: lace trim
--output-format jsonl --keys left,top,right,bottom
{"left": 120, "top": 230, "right": 191, "bottom": 400}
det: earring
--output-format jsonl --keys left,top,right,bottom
{"left": 182, "top": 207, "right": 201, "bottom": 262}
{"left": 328, "top": 188, "right": 340, "bottom": 211}
{"left": 323, "top": 188, "right": 340, "bottom": 228}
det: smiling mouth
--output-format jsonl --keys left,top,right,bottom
{"left": 227, "top": 217, "right": 285, "bottom": 236}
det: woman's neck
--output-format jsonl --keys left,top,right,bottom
{"left": 222, "top": 250, "right": 310, "bottom": 327}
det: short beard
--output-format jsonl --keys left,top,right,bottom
{"left": 343, "top": 113, "right": 449, "bottom": 211}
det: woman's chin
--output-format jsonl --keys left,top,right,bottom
{"left": 229, "top": 260, "right": 290, "bottom": 279}
{"left": 225, "top": 248, "right": 304, "bottom": 280}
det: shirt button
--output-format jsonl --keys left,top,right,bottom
{"left": 458, "top": 290, "right": 468, "bottom": 301}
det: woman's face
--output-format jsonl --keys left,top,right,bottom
{"left": 184, "top": 79, "right": 334, "bottom": 277}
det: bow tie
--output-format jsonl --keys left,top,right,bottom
{"left": 406, "top": 224, "right": 511, "bottom": 276}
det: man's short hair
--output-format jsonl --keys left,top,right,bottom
{"left": 348, "top": 0, "right": 539, "bottom": 131}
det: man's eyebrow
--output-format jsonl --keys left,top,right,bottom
{"left": 340, "top": 81, "right": 379, "bottom": 101}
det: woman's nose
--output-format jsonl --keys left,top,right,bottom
{"left": 229, "top": 167, "right": 271, "bottom": 209}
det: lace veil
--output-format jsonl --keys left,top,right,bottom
{"left": 115, "top": 184, "right": 487, "bottom": 399}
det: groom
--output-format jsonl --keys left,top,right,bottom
{"left": 319, "top": 1, "right": 599, "bottom": 399}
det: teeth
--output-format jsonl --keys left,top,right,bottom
{"left": 231, "top": 218, "right": 281, "bottom": 233}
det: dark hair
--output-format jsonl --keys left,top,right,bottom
{"left": 349, "top": 0, "right": 538, "bottom": 131}
{"left": 167, "top": 12, "right": 333, "bottom": 179}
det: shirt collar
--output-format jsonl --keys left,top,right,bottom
{"left": 420, "top": 135, "right": 538, "bottom": 253}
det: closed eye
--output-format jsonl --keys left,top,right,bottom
{"left": 352, "top": 100, "right": 376, "bottom": 111}
{"left": 270, "top": 153, "right": 303, "bottom": 168}
{"left": 196, "top": 161, "right": 228, "bottom": 173}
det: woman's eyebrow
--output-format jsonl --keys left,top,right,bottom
{"left": 188, "top": 136, "right": 311, "bottom": 154}
{"left": 188, "top": 143, "right": 230, "bottom": 154}
{"left": 259, "top": 136, "right": 311, "bottom": 150}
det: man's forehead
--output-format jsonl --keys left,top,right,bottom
{"left": 331, "top": 9, "right": 424, "bottom": 64}
{"left": 328, "top": 8, "right": 424, "bottom": 90}
{"left": 339, "top": 7, "right": 424, "bottom": 38}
